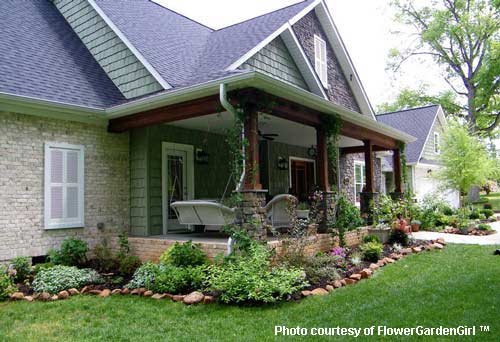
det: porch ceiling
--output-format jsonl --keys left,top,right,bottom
{"left": 168, "top": 112, "right": 363, "bottom": 148}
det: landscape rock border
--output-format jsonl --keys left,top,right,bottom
{"left": 9, "top": 239, "right": 446, "bottom": 305}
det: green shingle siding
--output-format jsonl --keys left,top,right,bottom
{"left": 241, "top": 37, "right": 308, "bottom": 90}
{"left": 422, "top": 118, "right": 443, "bottom": 161}
{"left": 52, "top": 0, "right": 163, "bottom": 99}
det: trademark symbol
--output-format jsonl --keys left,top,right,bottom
{"left": 480, "top": 326, "right": 490, "bottom": 332}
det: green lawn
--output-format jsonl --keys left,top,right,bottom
{"left": 1, "top": 245, "right": 499, "bottom": 341}
{"left": 474, "top": 192, "right": 500, "bottom": 212}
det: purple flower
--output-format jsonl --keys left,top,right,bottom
{"left": 331, "top": 247, "right": 346, "bottom": 258}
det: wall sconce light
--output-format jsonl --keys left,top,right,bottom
{"left": 277, "top": 156, "right": 288, "bottom": 170}
{"left": 307, "top": 145, "right": 317, "bottom": 158}
{"left": 196, "top": 148, "right": 209, "bottom": 164}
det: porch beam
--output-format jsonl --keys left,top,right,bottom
{"left": 364, "top": 140, "right": 375, "bottom": 193}
{"left": 340, "top": 145, "right": 389, "bottom": 155}
{"left": 243, "top": 110, "right": 262, "bottom": 190}
{"left": 108, "top": 95, "right": 220, "bottom": 132}
{"left": 393, "top": 148, "right": 403, "bottom": 193}
{"left": 316, "top": 127, "right": 329, "bottom": 191}
{"left": 340, "top": 121, "right": 398, "bottom": 150}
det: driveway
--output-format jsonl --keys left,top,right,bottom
{"left": 413, "top": 217, "right": 500, "bottom": 245}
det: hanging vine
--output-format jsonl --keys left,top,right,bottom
{"left": 321, "top": 114, "right": 343, "bottom": 191}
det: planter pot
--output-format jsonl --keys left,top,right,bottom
{"left": 296, "top": 210, "right": 310, "bottom": 219}
{"left": 368, "top": 228, "right": 391, "bottom": 243}
{"left": 411, "top": 224, "right": 420, "bottom": 232}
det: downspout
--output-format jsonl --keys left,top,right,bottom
{"left": 219, "top": 83, "right": 245, "bottom": 255}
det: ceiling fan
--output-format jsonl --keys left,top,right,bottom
{"left": 258, "top": 130, "right": 279, "bottom": 141}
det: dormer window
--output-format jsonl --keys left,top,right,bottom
{"left": 314, "top": 35, "right": 328, "bottom": 87}
{"left": 434, "top": 132, "right": 440, "bottom": 154}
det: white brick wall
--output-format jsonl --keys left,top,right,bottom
{"left": 0, "top": 112, "right": 130, "bottom": 261}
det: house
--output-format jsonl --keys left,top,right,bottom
{"left": 377, "top": 105, "right": 460, "bottom": 208}
{"left": 0, "top": 0, "right": 414, "bottom": 262}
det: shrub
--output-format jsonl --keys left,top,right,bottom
{"left": 92, "top": 243, "right": 118, "bottom": 273}
{"left": 48, "top": 238, "right": 88, "bottom": 267}
{"left": 10, "top": 256, "right": 31, "bottom": 283}
{"left": 33, "top": 262, "right": 54, "bottom": 274}
{"left": 483, "top": 203, "right": 493, "bottom": 210}
{"left": 153, "top": 265, "right": 206, "bottom": 294}
{"left": 335, "top": 196, "right": 364, "bottom": 245}
{"left": 363, "top": 235, "right": 381, "bottom": 244}
{"left": 119, "top": 255, "right": 142, "bottom": 276}
{"left": 480, "top": 209, "right": 494, "bottom": 219}
{"left": 126, "top": 262, "right": 160, "bottom": 289}
{"left": 159, "top": 241, "right": 207, "bottom": 267}
{"left": 441, "top": 206, "right": 454, "bottom": 216}
{"left": 388, "top": 229, "right": 409, "bottom": 246}
{"left": 207, "top": 245, "right": 307, "bottom": 304}
{"left": 0, "top": 266, "right": 15, "bottom": 300}
{"left": 32, "top": 265, "right": 102, "bottom": 294}
{"left": 302, "top": 255, "right": 341, "bottom": 285}
{"left": 477, "top": 224, "right": 492, "bottom": 231}
{"left": 360, "top": 242, "right": 383, "bottom": 262}
{"left": 469, "top": 210, "right": 481, "bottom": 220}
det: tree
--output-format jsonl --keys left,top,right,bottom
{"left": 436, "top": 121, "right": 498, "bottom": 206}
{"left": 389, "top": 0, "right": 500, "bottom": 135}
{"left": 377, "top": 85, "right": 462, "bottom": 115}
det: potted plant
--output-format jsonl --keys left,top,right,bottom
{"left": 296, "top": 202, "right": 310, "bottom": 219}
{"left": 368, "top": 222, "right": 391, "bottom": 243}
{"left": 410, "top": 220, "right": 421, "bottom": 232}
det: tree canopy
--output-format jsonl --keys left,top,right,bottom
{"left": 389, "top": 0, "right": 500, "bottom": 135}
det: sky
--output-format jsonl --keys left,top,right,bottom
{"left": 154, "top": 0, "right": 449, "bottom": 109}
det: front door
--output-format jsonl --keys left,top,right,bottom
{"left": 162, "top": 143, "right": 194, "bottom": 234}
{"left": 290, "top": 158, "right": 315, "bottom": 202}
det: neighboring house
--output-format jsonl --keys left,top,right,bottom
{"left": 0, "top": 0, "right": 414, "bottom": 261}
{"left": 377, "top": 105, "right": 460, "bottom": 208}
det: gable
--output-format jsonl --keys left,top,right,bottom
{"left": 52, "top": 0, "right": 165, "bottom": 99}
{"left": 421, "top": 114, "right": 444, "bottom": 162}
{"left": 239, "top": 37, "right": 309, "bottom": 90}
{"left": 292, "top": 11, "right": 360, "bottom": 113}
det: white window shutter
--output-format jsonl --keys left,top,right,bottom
{"left": 45, "top": 143, "right": 85, "bottom": 229}
{"left": 314, "top": 35, "right": 328, "bottom": 87}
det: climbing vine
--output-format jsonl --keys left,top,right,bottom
{"left": 398, "top": 141, "right": 409, "bottom": 192}
{"left": 322, "top": 114, "right": 343, "bottom": 191}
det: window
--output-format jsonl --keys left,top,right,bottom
{"left": 354, "top": 161, "right": 366, "bottom": 204}
{"left": 44, "top": 142, "right": 84, "bottom": 229}
{"left": 314, "top": 35, "right": 328, "bottom": 87}
{"left": 434, "top": 132, "right": 440, "bottom": 154}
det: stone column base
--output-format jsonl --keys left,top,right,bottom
{"left": 360, "top": 192, "right": 379, "bottom": 225}
{"left": 235, "top": 189, "right": 268, "bottom": 241}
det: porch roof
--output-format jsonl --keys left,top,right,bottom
{"left": 107, "top": 71, "right": 416, "bottom": 147}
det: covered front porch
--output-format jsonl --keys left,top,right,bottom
{"left": 109, "top": 85, "right": 413, "bottom": 240}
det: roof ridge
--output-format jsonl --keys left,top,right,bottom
{"left": 213, "top": 0, "right": 309, "bottom": 31}
{"left": 376, "top": 104, "right": 440, "bottom": 116}
{"left": 149, "top": 0, "right": 214, "bottom": 31}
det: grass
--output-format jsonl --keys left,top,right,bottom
{"left": 1, "top": 245, "right": 499, "bottom": 341}
{"left": 473, "top": 192, "right": 500, "bottom": 212}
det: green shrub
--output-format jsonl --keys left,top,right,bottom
{"left": 480, "top": 209, "right": 494, "bottom": 219}
{"left": 92, "top": 243, "right": 118, "bottom": 273}
{"left": 477, "top": 223, "right": 492, "bottom": 231}
{"left": 0, "top": 266, "right": 15, "bottom": 300}
{"left": 388, "top": 229, "right": 409, "bottom": 246}
{"left": 302, "top": 255, "right": 341, "bottom": 285}
{"left": 153, "top": 265, "right": 206, "bottom": 294}
{"left": 48, "top": 238, "right": 88, "bottom": 267}
{"left": 119, "top": 255, "right": 142, "bottom": 276}
{"left": 159, "top": 241, "right": 207, "bottom": 267}
{"left": 360, "top": 242, "right": 383, "bottom": 262}
{"left": 441, "top": 206, "right": 454, "bottom": 216}
{"left": 483, "top": 203, "right": 493, "bottom": 210}
{"left": 363, "top": 235, "right": 381, "bottom": 244}
{"left": 469, "top": 210, "right": 481, "bottom": 220}
{"left": 32, "top": 265, "right": 102, "bottom": 294}
{"left": 10, "top": 256, "right": 31, "bottom": 283}
{"left": 207, "top": 245, "right": 307, "bottom": 304}
{"left": 33, "top": 262, "right": 54, "bottom": 274}
{"left": 126, "top": 262, "right": 160, "bottom": 289}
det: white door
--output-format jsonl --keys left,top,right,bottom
{"left": 162, "top": 143, "right": 194, "bottom": 234}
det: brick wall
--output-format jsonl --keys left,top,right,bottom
{"left": 293, "top": 12, "right": 360, "bottom": 112}
{"left": 0, "top": 112, "right": 130, "bottom": 261}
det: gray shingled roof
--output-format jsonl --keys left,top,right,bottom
{"left": 0, "top": 1, "right": 125, "bottom": 108}
{"left": 97, "top": 0, "right": 313, "bottom": 88}
{"left": 376, "top": 105, "right": 440, "bottom": 164}
{"left": 0, "top": 0, "right": 313, "bottom": 108}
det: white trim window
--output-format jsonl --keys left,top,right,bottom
{"left": 44, "top": 142, "right": 85, "bottom": 229}
{"left": 433, "top": 132, "right": 440, "bottom": 154}
{"left": 354, "top": 161, "right": 366, "bottom": 204}
{"left": 314, "top": 34, "right": 328, "bottom": 87}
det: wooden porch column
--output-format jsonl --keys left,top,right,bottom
{"left": 363, "top": 140, "right": 375, "bottom": 193}
{"left": 243, "top": 111, "right": 261, "bottom": 190}
{"left": 316, "top": 127, "right": 330, "bottom": 191}
{"left": 393, "top": 148, "right": 402, "bottom": 193}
